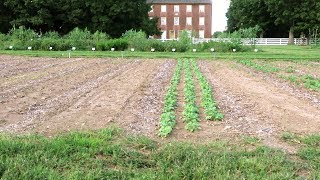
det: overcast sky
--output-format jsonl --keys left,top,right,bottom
{"left": 212, "top": 0, "right": 230, "bottom": 32}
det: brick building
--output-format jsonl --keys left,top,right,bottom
{"left": 147, "top": 0, "right": 212, "bottom": 39}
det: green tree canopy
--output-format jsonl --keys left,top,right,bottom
{"left": 1, "top": 0, "right": 159, "bottom": 37}
{"left": 227, "top": 0, "right": 320, "bottom": 43}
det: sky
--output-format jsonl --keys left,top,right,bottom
{"left": 212, "top": 0, "right": 230, "bottom": 32}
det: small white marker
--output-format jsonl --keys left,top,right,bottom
{"left": 172, "top": 48, "right": 176, "bottom": 52}
{"left": 28, "top": 47, "right": 32, "bottom": 50}
{"left": 151, "top": 48, "right": 155, "bottom": 52}
{"left": 49, "top": 47, "right": 53, "bottom": 50}
{"left": 131, "top": 48, "right": 135, "bottom": 52}
{"left": 193, "top": 49, "right": 197, "bottom": 52}
{"left": 233, "top": 49, "right": 236, "bottom": 52}
{"left": 92, "top": 47, "right": 96, "bottom": 51}
{"left": 111, "top": 48, "right": 115, "bottom": 51}
{"left": 210, "top": 48, "right": 215, "bottom": 52}
{"left": 72, "top": 47, "right": 76, "bottom": 51}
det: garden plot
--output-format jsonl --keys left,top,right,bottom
{"left": 0, "top": 56, "right": 319, "bottom": 146}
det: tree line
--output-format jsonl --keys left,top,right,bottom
{"left": 0, "top": 0, "right": 160, "bottom": 37}
{"left": 226, "top": 0, "right": 320, "bottom": 44}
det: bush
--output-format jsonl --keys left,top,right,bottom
{"left": 96, "top": 39, "right": 128, "bottom": 51}
{"left": 122, "top": 30, "right": 149, "bottom": 51}
{"left": 194, "top": 41, "right": 248, "bottom": 52}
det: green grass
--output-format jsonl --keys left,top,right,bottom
{"left": 0, "top": 127, "right": 319, "bottom": 179}
{"left": 0, "top": 45, "right": 319, "bottom": 60}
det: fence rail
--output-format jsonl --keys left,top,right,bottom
{"left": 158, "top": 38, "right": 320, "bottom": 45}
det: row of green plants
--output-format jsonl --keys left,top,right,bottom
{"left": 191, "top": 60, "right": 224, "bottom": 120}
{"left": 158, "top": 60, "right": 183, "bottom": 137}
{"left": 237, "top": 59, "right": 280, "bottom": 73}
{"left": 238, "top": 59, "right": 320, "bottom": 92}
{"left": 0, "top": 26, "right": 252, "bottom": 52}
{"left": 182, "top": 59, "right": 201, "bottom": 132}
{"left": 281, "top": 74, "right": 320, "bottom": 91}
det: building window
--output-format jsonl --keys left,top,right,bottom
{"left": 187, "top": 30, "right": 192, "bottom": 38}
{"left": 161, "top": 5, "right": 166, "bottom": 12}
{"left": 199, "top": 5, "right": 205, "bottom": 13}
{"left": 199, "top": 17, "right": 205, "bottom": 25}
{"left": 174, "top": 17, "right": 179, "bottom": 25}
{"left": 161, "top": 31, "right": 167, "bottom": 40}
{"left": 150, "top": 5, "right": 154, "bottom": 12}
{"left": 186, "top": 17, "right": 192, "bottom": 26}
{"left": 169, "top": 30, "right": 175, "bottom": 39}
{"left": 174, "top": 5, "right": 179, "bottom": 12}
{"left": 161, "top": 17, "right": 166, "bottom": 25}
{"left": 187, "top": 5, "right": 192, "bottom": 12}
{"left": 199, "top": 30, "right": 205, "bottom": 38}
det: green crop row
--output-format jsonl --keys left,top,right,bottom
{"left": 237, "top": 59, "right": 280, "bottom": 73}
{"left": 158, "top": 60, "right": 183, "bottom": 137}
{"left": 183, "top": 59, "right": 200, "bottom": 132}
{"left": 191, "top": 60, "right": 224, "bottom": 121}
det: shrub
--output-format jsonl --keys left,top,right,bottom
{"left": 96, "top": 39, "right": 128, "bottom": 51}
{"left": 122, "top": 30, "right": 148, "bottom": 51}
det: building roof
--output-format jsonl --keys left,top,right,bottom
{"left": 146, "top": 0, "right": 212, "bottom": 4}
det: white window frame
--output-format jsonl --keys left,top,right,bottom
{"left": 186, "top": 5, "right": 192, "bottom": 12}
{"left": 161, "top": 30, "right": 167, "bottom": 40}
{"left": 174, "top": 17, "right": 179, "bottom": 26}
{"left": 174, "top": 5, "right": 179, "bottom": 12}
{"left": 199, "top": 5, "right": 205, "bottom": 13}
{"left": 161, "top": 5, "right": 166, "bottom": 12}
{"left": 199, "top": 17, "right": 205, "bottom": 26}
{"left": 150, "top": 5, "right": 154, "bottom": 12}
{"left": 161, "top": 17, "right": 166, "bottom": 25}
{"left": 186, "top": 17, "right": 192, "bottom": 26}
{"left": 199, "top": 30, "right": 205, "bottom": 38}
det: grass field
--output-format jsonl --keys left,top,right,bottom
{"left": 1, "top": 127, "right": 319, "bottom": 179}
{"left": 0, "top": 45, "right": 319, "bottom": 179}
{"left": 1, "top": 45, "right": 320, "bottom": 60}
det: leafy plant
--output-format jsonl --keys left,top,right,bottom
{"left": 191, "top": 60, "right": 224, "bottom": 121}
{"left": 182, "top": 59, "right": 200, "bottom": 132}
{"left": 158, "top": 60, "right": 183, "bottom": 137}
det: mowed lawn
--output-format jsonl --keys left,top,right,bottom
{"left": 1, "top": 45, "right": 320, "bottom": 60}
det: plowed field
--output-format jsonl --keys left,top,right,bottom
{"left": 1, "top": 56, "right": 319, "bottom": 149}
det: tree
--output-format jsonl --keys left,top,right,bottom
{"left": 0, "top": 1, "right": 13, "bottom": 33}
{"left": 227, "top": 0, "right": 320, "bottom": 42}
{"left": 2, "top": 0, "right": 159, "bottom": 37}
{"left": 226, "top": 0, "right": 275, "bottom": 37}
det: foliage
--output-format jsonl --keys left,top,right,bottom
{"left": 191, "top": 60, "right": 223, "bottom": 120}
{"left": 237, "top": 59, "right": 280, "bottom": 73}
{"left": 158, "top": 60, "right": 183, "bottom": 137}
{"left": 1, "top": 0, "right": 159, "bottom": 37}
{"left": 182, "top": 59, "right": 200, "bottom": 132}
{"left": 227, "top": 0, "right": 320, "bottom": 40}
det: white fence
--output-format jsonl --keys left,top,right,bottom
{"left": 159, "top": 38, "right": 320, "bottom": 45}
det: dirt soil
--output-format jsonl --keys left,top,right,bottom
{"left": 1, "top": 56, "right": 319, "bottom": 152}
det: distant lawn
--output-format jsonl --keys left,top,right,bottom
{"left": 0, "top": 127, "right": 319, "bottom": 179}
{"left": 0, "top": 45, "right": 319, "bottom": 60}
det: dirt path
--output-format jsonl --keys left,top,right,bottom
{"left": 115, "top": 60, "right": 175, "bottom": 137}
{"left": 200, "top": 60, "right": 320, "bottom": 136}
{"left": 0, "top": 59, "right": 140, "bottom": 134}
{"left": 32, "top": 60, "right": 166, "bottom": 136}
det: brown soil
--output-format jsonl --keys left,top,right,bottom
{"left": 1, "top": 55, "right": 319, "bottom": 152}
